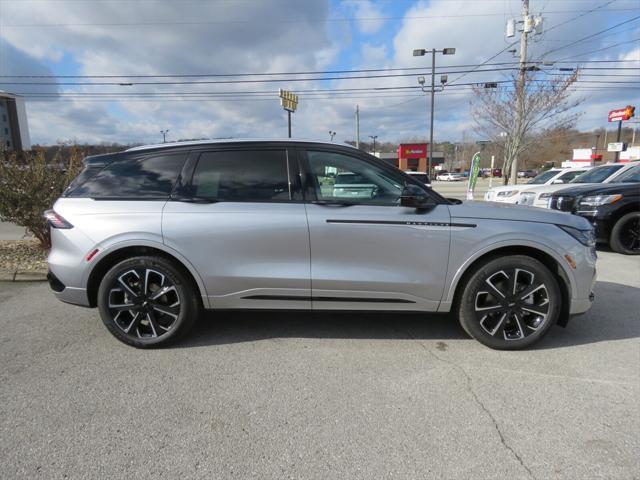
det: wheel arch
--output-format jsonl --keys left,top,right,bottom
{"left": 85, "top": 243, "right": 209, "bottom": 309}
{"left": 448, "top": 245, "right": 572, "bottom": 327}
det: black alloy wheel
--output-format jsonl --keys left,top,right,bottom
{"left": 458, "top": 255, "right": 561, "bottom": 349}
{"left": 610, "top": 212, "right": 640, "bottom": 255}
{"left": 97, "top": 256, "right": 199, "bottom": 347}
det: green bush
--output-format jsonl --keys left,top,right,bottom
{"left": 0, "top": 149, "right": 83, "bottom": 249}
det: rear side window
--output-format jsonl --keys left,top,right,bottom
{"left": 190, "top": 149, "right": 290, "bottom": 201}
{"left": 66, "top": 154, "right": 187, "bottom": 199}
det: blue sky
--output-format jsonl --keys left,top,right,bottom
{"left": 0, "top": 0, "right": 638, "bottom": 145}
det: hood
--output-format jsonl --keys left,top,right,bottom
{"left": 552, "top": 182, "right": 640, "bottom": 197}
{"left": 517, "top": 182, "right": 599, "bottom": 195}
{"left": 487, "top": 184, "right": 534, "bottom": 193}
{"left": 449, "top": 201, "right": 590, "bottom": 229}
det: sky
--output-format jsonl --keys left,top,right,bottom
{"left": 0, "top": 0, "right": 638, "bottom": 146}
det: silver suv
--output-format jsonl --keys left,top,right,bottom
{"left": 46, "top": 140, "right": 596, "bottom": 349}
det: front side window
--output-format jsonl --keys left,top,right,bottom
{"left": 67, "top": 154, "right": 186, "bottom": 198}
{"left": 307, "top": 150, "right": 404, "bottom": 205}
{"left": 190, "top": 149, "right": 290, "bottom": 201}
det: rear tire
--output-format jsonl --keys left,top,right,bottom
{"left": 97, "top": 256, "right": 200, "bottom": 348}
{"left": 610, "top": 212, "right": 640, "bottom": 255}
{"left": 457, "top": 255, "right": 561, "bottom": 350}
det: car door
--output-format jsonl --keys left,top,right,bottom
{"left": 162, "top": 145, "right": 311, "bottom": 309}
{"left": 300, "top": 147, "right": 451, "bottom": 311}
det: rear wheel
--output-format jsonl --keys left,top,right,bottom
{"left": 610, "top": 212, "right": 640, "bottom": 255}
{"left": 457, "top": 255, "right": 561, "bottom": 350}
{"left": 97, "top": 256, "right": 200, "bottom": 348}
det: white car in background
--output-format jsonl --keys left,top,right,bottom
{"left": 517, "top": 162, "right": 639, "bottom": 208}
{"left": 436, "top": 172, "right": 464, "bottom": 182}
{"left": 484, "top": 167, "right": 589, "bottom": 203}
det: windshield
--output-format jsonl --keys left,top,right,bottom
{"left": 570, "top": 165, "right": 624, "bottom": 183}
{"left": 612, "top": 165, "right": 640, "bottom": 183}
{"left": 527, "top": 170, "right": 558, "bottom": 184}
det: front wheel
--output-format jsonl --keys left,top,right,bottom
{"left": 97, "top": 256, "right": 200, "bottom": 348}
{"left": 610, "top": 212, "right": 640, "bottom": 255}
{"left": 457, "top": 255, "right": 561, "bottom": 350}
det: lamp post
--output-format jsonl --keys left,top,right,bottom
{"left": 160, "top": 129, "right": 169, "bottom": 143}
{"left": 413, "top": 47, "right": 456, "bottom": 175}
{"left": 329, "top": 131, "right": 336, "bottom": 142}
{"left": 369, "top": 135, "right": 378, "bottom": 155}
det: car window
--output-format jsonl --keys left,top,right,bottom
{"left": 612, "top": 165, "right": 640, "bottom": 183}
{"left": 557, "top": 170, "right": 585, "bottom": 182}
{"left": 570, "top": 164, "right": 624, "bottom": 183}
{"left": 527, "top": 170, "right": 557, "bottom": 184}
{"left": 66, "top": 154, "right": 187, "bottom": 198}
{"left": 307, "top": 150, "right": 404, "bottom": 205}
{"left": 191, "top": 149, "right": 290, "bottom": 201}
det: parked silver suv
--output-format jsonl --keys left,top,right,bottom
{"left": 46, "top": 140, "right": 596, "bottom": 349}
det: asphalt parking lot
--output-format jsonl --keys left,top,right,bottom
{"left": 1, "top": 249, "right": 638, "bottom": 479}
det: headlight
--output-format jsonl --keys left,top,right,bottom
{"left": 517, "top": 192, "right": 535, "bottom": 205}
{"left": 578, "top": 194, "right": 622, "bottom": 207}
{"left": 538, "top": 192, "right": 553, "bottom": 199}
{"left": 558, "top": 225, "right": 595, "bottom": 247}
{"left": 497, "top": 190, "right": 519, "bottom": 197}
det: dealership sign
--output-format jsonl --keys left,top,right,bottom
{"left": 398, "top": 143, "right": 427, "bottom": 159}
{"left": 608, "top": 105, "right": 635, "bottom": 122}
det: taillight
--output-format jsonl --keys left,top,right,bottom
{"left": 44, "top": 210, "right": 73, "bottom": 229}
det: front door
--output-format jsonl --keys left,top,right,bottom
{"left": 162, "top": 146, "right": 311, "bottom": 309}
{"left": 301, "top": 148, "right": 451, "bottom": 311}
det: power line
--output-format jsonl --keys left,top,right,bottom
{"left": 540, "top": 14, "right": 640, "bottom": 57}
{"left": 556, "top": 38, "right": 640, "bottom": 62}
{"left": 2, "top": 8, "right": 637, "bottom": 28}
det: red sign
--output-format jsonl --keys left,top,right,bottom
{"left": 398, "top": 143, "right": 428, "bottom": 159}
{"left": 608, "top": 105, "right": 635, "bottom": 122}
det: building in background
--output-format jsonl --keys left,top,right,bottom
{"left": 0, "top": 91, "right": 31, "bottom": 151}
{"left": 376, "top": 144, "right": 444, "bottom": 173}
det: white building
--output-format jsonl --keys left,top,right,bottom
{"left": 0, "top": 91, "right": 31, "bottom": 151}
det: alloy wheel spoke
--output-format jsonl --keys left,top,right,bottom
{"left": 117, "top": 276, "right": 140, "bottom": 299}
{"left": 124, "top": 312, "right": 143, "bottom": 334}
{"left": 152, "top": 304, "right": 179, "bottom": 320}
{"left": 519, "top": 283, "right": 545, "bottom": 301}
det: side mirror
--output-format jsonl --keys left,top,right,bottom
{"left": 552, "top": 179, "right": 564, "bottom": 184}
{"left": 400, "top": 185, "right": 433, "bottom": 209}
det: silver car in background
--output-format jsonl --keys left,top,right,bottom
{"left": 46, "top": 140, "right": 596, "bottom": 350}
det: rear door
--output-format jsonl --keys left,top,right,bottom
{"left": 300, "top": 147, "right": 452, "bottom": 311}
{"left": 162, "top": 145, "right": 311, "bottom": 309}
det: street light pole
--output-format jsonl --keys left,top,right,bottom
{"left": 369, "top": 135, "right": 378, "bottom": 155}
{"left": 413, "top": 47, "right": 456, "bottom": 176}
{"left": 160, "top": 129, "right": 169, "bottom": 143}
{"left": 429, "top": 48, "right": 436, "bottom": 176}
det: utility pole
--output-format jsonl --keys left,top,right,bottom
{"left": 614, "top": 120, "right": 622, "bottom": 162}
{"left": 509, "top": 0, "right": 529, "bottom": 185}
{"left": 355, "top": 104, "right": 360, "bottom": 149}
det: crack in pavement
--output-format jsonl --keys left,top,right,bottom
{"left": 401, "top": 328, "right": 537, "bottom": 480}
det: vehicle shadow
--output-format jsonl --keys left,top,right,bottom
{"left": 176, "top": 281, "right": 639, "bottom": 350}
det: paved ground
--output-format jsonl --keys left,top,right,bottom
{"left": 0, "top": 221, "right": 30, "bottom": 241}
{"left": 1, "top": 251, "right": 638, "bottom": 479}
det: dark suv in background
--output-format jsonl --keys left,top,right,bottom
{"left": 549, "top": 164, "right": 640, "bottom": 255}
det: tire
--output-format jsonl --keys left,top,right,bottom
{"left": 97, "top": 256, "right": 200, "bottom": 348}
{"left": 609, "top": 212, "right": 640, "bottom": 255}
{"left": 457, "top": 255, "right": 561, "bottom": 350}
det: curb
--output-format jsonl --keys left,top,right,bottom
{"left": 0, "top": 270, "right": 48, "bottom": 282}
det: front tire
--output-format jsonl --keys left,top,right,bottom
{"left": 610, "top": 212, "right": 640, "bottom": 255}
{"left": 457, "top": 255, "right": 561, "bottom": 350}
{"left": 97, "top": 256, "right": 200, "bottom": 348}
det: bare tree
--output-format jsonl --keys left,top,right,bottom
{"left": 471, "top": 72, "right": 582, "bottom": 184}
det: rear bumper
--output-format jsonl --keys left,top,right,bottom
{"left": 47, "top": 270, "right": 91, "bottom": 307}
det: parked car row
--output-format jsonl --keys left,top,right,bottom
{"left": 485, "top": 162, "right": 640, "bottom": 254}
